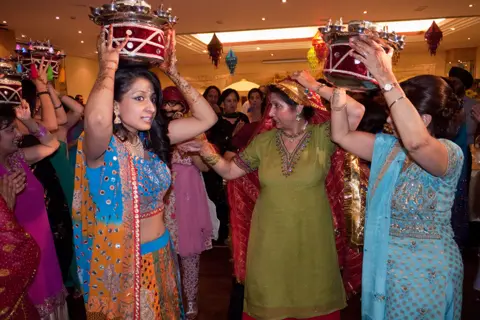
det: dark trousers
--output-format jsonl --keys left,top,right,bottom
{"left": 228, "top": 278, "right": 245, "bottom": 320}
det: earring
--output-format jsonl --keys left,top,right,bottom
{"left": 296, "top": 112, "right": 301, "bottom": 122}
{"left": 114, "top": 104, "right": 121, "bottom": 124}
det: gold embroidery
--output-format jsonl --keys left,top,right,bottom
{"left": 0, "top": 287, "right": 4, "bottom": 294}
{"left": 0, "top": 269, "right": 10, "bottom": 277}
{"left": 0, "top": 307, "right": 8, "bottom": 316}
{"left": 2, "top": 244, "right": 15, "bottom": 253}
{"left": 275, "top": 129, "right": 312, "bottom": 177}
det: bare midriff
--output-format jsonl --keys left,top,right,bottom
{"left": 140, "top": 212, "right": 165, "bottom": 244}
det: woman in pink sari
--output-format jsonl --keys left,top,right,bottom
{"left": 0, "top": 99, "right": 67, "bottom": 319}
{"left": 162, "top": 86, "right": 214, "bottom": 319}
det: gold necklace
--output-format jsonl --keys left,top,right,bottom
{"left": 124, "top": 136, "right": 144, "bottom": 157}
{"left": 281, "top": 122, "right": 308, "bottom": 143}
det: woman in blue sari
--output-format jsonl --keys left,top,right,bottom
{"left": 295, "top": 36, "right": 464, "bottom": 319}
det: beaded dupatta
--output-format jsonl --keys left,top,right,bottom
{"left": 73, "top": 134, "right": 142, "bottom": 319}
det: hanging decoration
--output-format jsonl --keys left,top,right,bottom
{"left": 15, "top": 40, "right": 66, "bottom": 79}
{"left": 207, "top": 33, "right": 223, "bottom": 68}
{"left": 392, "top": 51, "right": 401, "bottom": 65}
{"left": 47, "top": 65, "right": 54, "bottom": 81}
{"left": 0, "top": 58, "right": 25, "bottom": 106}
{"left": 312, "top": 30, "right": 328, "bottom": 61}
{"left": 424, "top": 21, "right": 443, "bottom": 56}
{"left": 307, "top": 47, "right": 319, "bottom": 72}
{"left": 225, "top": 49, "right": 238, "bottom": 75}
{"left": 58, "top": 64, "right": 66, "bottom": 83}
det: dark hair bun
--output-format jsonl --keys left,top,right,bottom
{"left": 400, "top": 75, "right": 463, "bottom": 140}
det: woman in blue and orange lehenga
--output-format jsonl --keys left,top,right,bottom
{"left": 72, "top": 27, "right": 217, "bottom": 319}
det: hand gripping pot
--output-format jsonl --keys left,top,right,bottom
{"left": 15, "top": 41, "right": 65, "bottom": 78}
{"left": 320, "top": 19, "right": 405, "bottom": 92}
{"left": 0, "top": 58, "right": 24, "bottom": 106}
{"left": 90, "top": 0, "right": 178, "bottom": 66}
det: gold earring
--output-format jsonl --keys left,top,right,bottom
{"left": 114, "top": 104, "right": 121, "bottom": 124}
{"left": 296, "top": 112, "right": 301, "bottom": 121}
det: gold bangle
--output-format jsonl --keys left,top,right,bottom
{"left": 203, "top": 153, "right": 221, "bottom": 167}
{"left": 331, "top": 103, "right": 347, "bottom": 112}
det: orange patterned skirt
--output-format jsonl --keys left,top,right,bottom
{"left": 140, "top": 230, "right": 184, "bottom": 319}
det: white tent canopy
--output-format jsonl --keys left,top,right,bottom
{"left": 223, "top": 79, "right": 260, "bottom": 92}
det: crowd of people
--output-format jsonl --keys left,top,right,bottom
{"left": 1, "top": 25, "right": 480, "bottom": 320}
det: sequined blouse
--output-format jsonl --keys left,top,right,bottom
{"left": 86, "top": 136, "right": 171, "bottom": 220}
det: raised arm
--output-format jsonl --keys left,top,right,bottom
{"left": 48, "top": 84, "right": 84, "bottom": 129}
{"left": 329, "top": 88, "right": 376, "bottom": 161}
{"left": 350, "top": 36, "right": 450, "bottom": 176}
{"left": 47, "top": 83, "right": 68, "bottom": 126}
{"left": 292, "top": 70, "right": 365, "bottom": 131}
{"left": 16, "top": 100, "right": 59, "bottom": 165}
{"left": 159, "top": 30, "right": 217, "bottom": 145}
{"left": 34, "top": 58, "right": 58, "bottom": 132}
{"left": 83, "top": 26, "right": 128, "bottom": 166}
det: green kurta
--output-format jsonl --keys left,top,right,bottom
{"left": 235, "top": 123, "right": 346, "bottom": 320}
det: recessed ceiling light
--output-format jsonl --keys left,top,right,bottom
{"left": 202, "top": 50, "right": 207, "bottom": 53}
{"left": 56, "top": 16, "right": 60, "bottom": 20}
{"left": 21, "top": 34, "right": 26, "bottom": 38}
{"left": 95, "top": 51, "right": 98, "bottom": 54}
{"left": 451, "top": 27, "right": 455, "bottom": 30}
{"left": 363, "top": 10, "right": 368, "bottom": 14}
{"left": 2, "top": 21, "right": 6, "bottom": 24}
{"left": 449, "top": 62, "right": 451, "bottom": 64}
{"left": 469, "top": 4, "right": 474, "bottom": 7}
{"left": 270, "top": 53, "right": 274, "bottom": 56}
{"left": 78, "top": 30, "right": 82, "bottom": 34}
{"left": 168, "top": 7, "right": 172, "bottom": 11}
{"left": 256, "top": 47, "right": 261, "bottom": 50}
{"left": 468, "top": 37, "right": 471, "bottom": 40}
{"left": 262, "top": 17, "right": 266, "bottom": 21}
{"left": 81, "top": 40, "right": 84, "bottom": 44}
{"left": 282, "top": 0, "right": 287, "bottom": 2}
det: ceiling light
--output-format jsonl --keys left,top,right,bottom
{"left": 95, "top": 51, "right": 98, "bottom": 54}
{"left": 193, "top": 18, "right": 445, "bottom": 44}
{"left": 188, "top": 42, "right": 193, "bottom": 46}
{"left": 363, "top": 11, "right": 368, "bottom": 14}
{"left": 2, "top": 21, "right": 6, "bottom": 24}
{"left": 282, "top": 0, "right": 287, "bottom": 3}
{"left": 449, "top": 62, "right": 451, "bottom": 64}
{"left": 451, "top": 27, "right": 455, "bottom": 30}
{"left": 270, "top": 53, "right": 274, "bottom": 56}
{"left": 81, "top": 40, "right": 84, "bottom": 44}
{"left": 21, "top": 34, "right": 26, "bottom": 38}
{"left": 78, "top": 30, "right": 82, "bottom": 34}
{"left": 202, "top": 50, "right": 207, "bottom": 53}
{"left": 469, "top": 4, "right": 474, "bottom": 7}
{"left": 56, "top": 16, "right": 60, "bottom": 20}
{"left": 468, "top": 37, "right": 471, "bottom": 40}
{"left": 168, "top": 7, "right": 172, "bottom": 11}
{"left": 262, "top": 17, "right": 266, "bottom": 21}
{"left": 256, "top": 47, "right": 261, "bottom": 50}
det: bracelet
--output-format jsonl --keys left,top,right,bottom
{"left": 36, "top": 91, "right": 49, "bottom": 97}
{"left": 313, "top": 83, "right": 326, "bottom": 94}
{"left": 55, "top": 103, "right": 63, "bottom": 109}
{"left": 331, "top": 103, "right": 347, "bottom": 112}
{"left": 30, "top": 124, "right": 47, "bottom": 139}
{"left": 388, "top": 96, "right": 406, "bottom": 109}
{"left": 200, "top": 144, "right": 221, "bottom": 166}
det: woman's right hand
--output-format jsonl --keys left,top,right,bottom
{"left": 0, "top": 174, "right": 19, "bottom": 211}
{"left": 97, "top": 25, "right": 130, "bottom": 71}
{"left": 291, "top": 70, "right": 319, "bottom": 90}
{"left": 33, "top": 57, "right": 50, "bottom": 90}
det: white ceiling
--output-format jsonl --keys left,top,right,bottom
{"left": 2, "top": 0, "right": 480, "bottom": 64}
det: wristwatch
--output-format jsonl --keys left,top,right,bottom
{"left": 381, "top": 82, "right": 398, "bottom": 93}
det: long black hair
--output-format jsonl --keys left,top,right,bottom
{"left": 0, "top": 105, "right": 16, "bottom": 131}
{"left": 113, "top": 67, "right": 171, "bottom": 165}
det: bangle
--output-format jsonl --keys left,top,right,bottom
{"left": 331, "top": 103, "right": 347, "bottom": 112}
{"left": 55, "top": 103, "right": 63, "bottom": 109}
{"left": 30, "top": 124, "right": 47, "bottom": 139}
{"left": 313, "top": 83, "right": 326, "bottom": 94}
{"left": 36, "top": 91, "right": 49, "bottom": 97}
{"left": 200, "top": 144, "right": 221, "bottom": 166}
{"left": 388, "top": 96, "right": 406, "bottom": 109}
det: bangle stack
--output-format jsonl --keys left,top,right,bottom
{"left": 30, "top": 124, "right": 47, "bottom": 139}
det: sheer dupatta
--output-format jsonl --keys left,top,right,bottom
{"left": 362, "top": 134, "right": 405, "bottom": 319}
{"left": 226, "top": 79, "right": 367, "bottom": 296}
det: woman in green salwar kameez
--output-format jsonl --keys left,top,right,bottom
{"left": 184, "top": 78, "right": 366, "bottom": 320}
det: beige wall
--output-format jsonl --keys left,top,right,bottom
{"left": 64, "top": 56, "right": 99, "bottom": 99}
{"left": 0, "top": 29, "right": 15, "bottom": 58}
{"left": 62, "top": 49, "right": 459, "bottom": 98}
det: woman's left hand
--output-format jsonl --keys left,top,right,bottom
{"left": 291, "top": 70, "right": 318, "bottom": 90}
{"left": 349, "top": 36, "right": 395, "bottom": 84}
{"left": 159, "top": 27, "right": 178, "bottom": 77}
{"left": 15, "top": 99, "right": 32, "bottom": 121}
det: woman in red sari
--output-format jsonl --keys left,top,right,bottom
{"left": 0, "top": 173, "right": 40, "bottom": 319}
